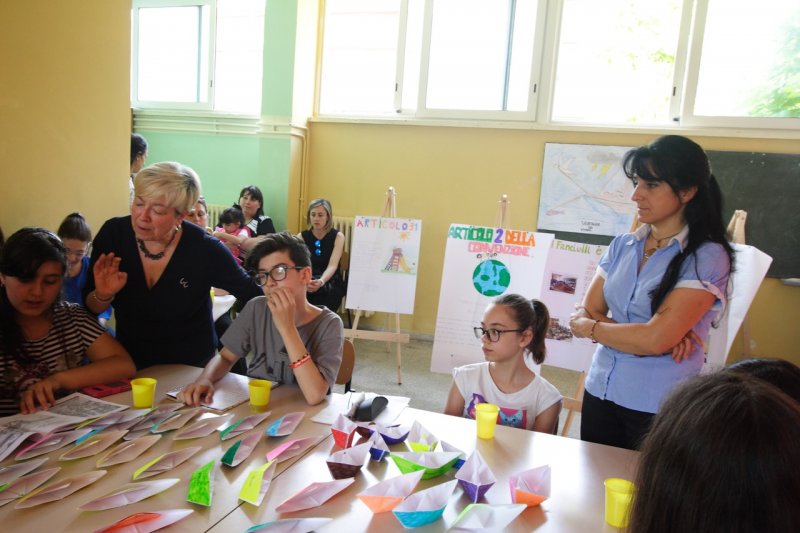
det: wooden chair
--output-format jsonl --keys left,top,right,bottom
{"left": 338, "top": 249, "right": 352, "bottom": 327}
{"left": 337, "top": 338, "right": 356, "bottom": 393}
{"left": 560, "top": 372, "right": 585, "bottom": 437}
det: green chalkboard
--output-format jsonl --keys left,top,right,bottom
{"left": 708, "top": 150, "right": 800, "bottom": 278}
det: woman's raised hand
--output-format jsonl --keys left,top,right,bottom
{"left": 93, "top": 252, "right": 128, "bottom": 298}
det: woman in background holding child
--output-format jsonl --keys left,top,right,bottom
{"left": 57, "top": 213, "right": 112, "bottom": 327}
{"left": 444, "top": 294, "right": 562, "bottom": 433}
{"left": 0, "top": 228, "right": 135, "bottom": 416}
{"left": 214, "top": 207, "right": 248, "bottom": 265}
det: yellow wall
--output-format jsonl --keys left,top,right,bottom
{"left": 0, "top": 1, "right": 130, "bottom": 237}
{"left": 306, "top": 122, "right": 800, "bottom": 365}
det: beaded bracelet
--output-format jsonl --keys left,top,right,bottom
{"left": 589, "top": 320, "right": 599, "bottom": 344}
{"left": 290, "top": 352, "right": 311, "bottom": 369}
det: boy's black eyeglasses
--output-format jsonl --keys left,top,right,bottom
{"left": 252, "top": 265, "right": 304, "bottom": 286}
{"left": 314, "top": 239, "right": 322, "bottom": 256}
{"left": 473, "top": 327, "right": 524, "bottom": 343}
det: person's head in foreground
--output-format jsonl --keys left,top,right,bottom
{"left": 245, "top": 231, "right": 312, "bottom": 299}
{"left": 724, "top": 357, "right": 800, "bottom": 404}
{"left": 628, "top": 372, "right": 800, "bottom": 533}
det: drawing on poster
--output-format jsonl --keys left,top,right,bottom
{"left": 537, "top": 143, "right": 636, "bottom": 237}
{"left": 472, "top": 260, "right": 511, "bottom": 296}
{"left": 383, "top": 246, "right": 416, "bottom": 274}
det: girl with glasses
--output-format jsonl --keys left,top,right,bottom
{"left": 299, "top": 199, "right": 346, "bottom": 313}
{"left": 444, "top": 294, "right": 562, "bottom": 433}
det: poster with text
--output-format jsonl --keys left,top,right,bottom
{"left": 539, "top": 239, "right": 607, "bottom": 372}
{"left": 345, "top": 216, "right": 422, "bottom": 314}
{"left": 430, "top": 224, "right": 554, "bottom": 374}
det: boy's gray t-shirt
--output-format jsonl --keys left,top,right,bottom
{"left": 221, "top": 296, "right": 344, "bottom": 389}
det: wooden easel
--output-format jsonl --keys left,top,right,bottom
{"left": 495, "top": 194, "right": 510, "bottom": 228}
{"left": 344, "top": 187, "right": 411, "bottom": 384}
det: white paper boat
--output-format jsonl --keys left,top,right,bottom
{"left": 174, "top": 413, "right": 234, "bottom": 440}
{"left": 96, "top": 434, "right": 161, "bottom": 467}
{"left": 15, "top": 428, "right": 92, "bottom": 460}
{"left": 357, "top": 470, "right": 424, "bottom": 513}
{"left": 275, "top": 478, "right": 354, "bottom": 513}
{"left": 60, "top": 429, "right": 128, "bottom": 461}
{"left": 0, "top": 467, "right": 60, "bottom": 507}
{"left": 15, "top": 470, "right": 107, "bottom": 509}
{"left": 450, "top": 503, "right": 527, "bottom": 531}
{"left": 79, "top": 478, "right": 180, "bottom": 511}
{"left": 132, "top": 446, "right": 202, "bottom": 480}
{"left": 92, "top": 508, "right": 194, "bottom": 533}
{"left": 0, "top": 457, "right": 48, "bottom": 485}
{"left": 220, "top": 411, "right": 272, "bottom": 441}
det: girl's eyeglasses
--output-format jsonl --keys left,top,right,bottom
{"left": 473, "top": 327, "right": 524, "bottom": 343}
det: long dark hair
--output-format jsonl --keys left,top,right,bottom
{"left": 628, "top": 372, "right": 800, "bottom": 533}
{"left": 0, "top": 228, "right": 67, "bottom": 365}
{"left": 623, "top": 135, "right": 734, "bottom": 314}
{"left": 493, "top": 293, "right": 550, "bottom": 364}
{"left": 57, "top": 212, "right": 92, "bottom": 242}
{"left": 237, "top": 185, "right": 265, "bottom": 218}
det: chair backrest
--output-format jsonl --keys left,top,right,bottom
{"left": 337, "top": 338, "right": 356, "bottom": 386}
{"left": 559, "top": 372, "right": 585, "bottom": 437}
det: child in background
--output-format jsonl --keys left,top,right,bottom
{"left": 0, "top": 228, "right": 135, "bottom": 415}
{"left": 444, "top": 294, "right": 562, "bottom": 433}
{"left": 214, "top": 207, "right": 249, "bottom": 265}
{"left": 57, "top": 213, "right": 112, "bottom": 328}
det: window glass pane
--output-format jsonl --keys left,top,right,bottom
{"left": 695, "top": 0, "right": 799, "bottom": 118}
{"left": 552, "top": 0, "right": 682, "bottom": 124}
{"left": 137, "top": 6, "right": 204, "bottom": 103}
{"left": 214, "top": 0, "right": 265, "bottom": 114}
{"left": 319, "top": 0, "right": 401, "bottom": 115}
{"left": 506, "top": 0, "right": 538, "bottom": 111}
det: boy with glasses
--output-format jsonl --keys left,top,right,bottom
{"left": 179, "top": 232, "right": 344, "bottom": 406}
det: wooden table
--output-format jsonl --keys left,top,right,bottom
{"left": 211, "top": 407, "right": 640, "bottom": 532}
{"left": 0, "top": 365, "right": 334, "bottom": 533}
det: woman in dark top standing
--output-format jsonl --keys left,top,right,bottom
{"left": 85, "top": 162, "right": 261, "bottom": 369}
{"left": 300, "top": 198, "right": 345, "bottom": 312}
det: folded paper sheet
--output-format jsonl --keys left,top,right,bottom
{"left": 97, "top": 434, "right": 161, "bottom": 468}
{"left": 376, "top": 424, "right": 410, "bottom": 445}
{"left": 187, "top": 460, "right": 215, "bottom": 506}
{"left": 151, "top": 408, "right": 201, "bottom": 434}
{"left": 221, "top": 433, "right": 261, "bottom": 467}
{"left": 450, "top": 503, "right": 527, "bottom": 531}
{"left": 330, "top": 413, "right": 357, "bottom": 449}
{"left": 133, "top": 446, "right": 202, "bottom": 480}
{"left": 265, "top": 437, "right": 317, "bottom": 464}
{"left": 455, "top": 450, "right": 497, "bottom": 502}
{"left": 509, "top": 464, "right": 551, "bottom": 506}
{"left": 392, "top": 479, "right": 458, "bottom": 528}
{"left": 15, "top": 428, "right": 92, "bottom": 460}
{"left": 79, "top": 478, "right": 180, "bottom": 511}
{"left": 245, "top": 517, "right": 333, "bottom": 533}
{"left": 0, "top": 457, "right": 48, "bottom": 486}
{"left": 265, "top": 412, "right": 304, "bottom": 437}
{"left": 60, "top": 429, "right": 128, "bottom": 461}
{"left": 367, "top": 432, "right": 390, "bottom": 462}
{"left": 220, "top": 412, "right": 272, "bottom": 441}
{"left": 174, "top": 414, "right": 234, "bottom": 440}
{"left": 390, "top": 452, "right": 461, "bottom": 480}
{"left": 407, "top": 420, "right": 438, "bottom": 452}
{"left": 357, "top": 470, "right": 424, "bottom": 513}
{"left": 0, "top": 467, "right": 60, "bottom": 507}
{"left": 275, "top": 478, "right": 354, "bottom": 513}
{"left": 15, "top": 469, "right": 107, "bottom": 509}
{"left": 126, "top": 404, "right": 183, "bottom": 435}
{"left": 439, "top": 441, "right": 466, "bottom": 469}
{"left": 92, "top": 508, "right": 193, "bottom": 533}
{"left": 239, "top": 461, "right": 276, "bottom": 506}
{"left": 326, "top": 442, "right": 370, "bottom": 479}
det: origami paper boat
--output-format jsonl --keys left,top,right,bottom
{"left": 326, "top": 442, "right": 370, "bottom": 479}
{"left": 509, "top": 464, "right": 551, "bottom": 506}
{"left": 356, "top": 470, "right": 424, "bottom": 513}
{"left": 264, "top": 412, "right": 304, "bottom": 437}
{"left": 133, "top": 446, "right": 202, "bottom": 480}
{"left": 455, "top": 450, "right": 497, "bottom": 502}
{"left": 331, "top": 413, "right": 358, "bottom": 448}
{"left": 79, "top": 478, "right": 180, "bottom": 511}
{"left": 220, "top": 411, "right": 272, "bottom": 441}
{"left": 239, "top": 461, "right": 277, "bottom": 506}
{"left": 389, "top": 451, "right": 461, "bottom": 480}
{"left": 15, "top": 469, "right": 107, "bottom": 509}
{"left": 450, "top": 503, "right": 527, "bottom": 531}
{"left": 354, "top": 422, "right": 374, "bottom": 439}
{"left": 125, "top": 404, "right": 183, "bottom": 437}
{"left": 439, "top": 441, "right": 466, "bottom": 469}
{"left": 151, "top": 408, "right": 201, "bottom": 434}
{"left": 0, "top": 467, "right": 60, "bottom": 507}
{"left": 174, "top": 413, "right": 234, "bottom": 440}
{"left": 392, "top": 479, "right": 458, "bottom": 528}
{"left": 0, "top": 457, "right": 48, "bottom": 486}
{"left": 376, "top": 424, "right": 410, "bottom": 446}
{"left": 221, "top": 432, "right": 261, "bottom": 467}
{"left": 15, "top": 428, "right": 92, "bottom": 460}
{"left": 275, "top": 478, "right": 354, "bottom": 513}
{"left": 407, "top": 420, "right": 438, "bottom": 452}
{"left": 92, "top": 508, "right": 194, "bottom": 533}
{"left": 60, "top": 429, "right": 128, "bottom": 461}
{"left": 367, "top": 432, "right": 390, "bottom": 462}
{"left": 245, "top": 517, "right": 333, "bottom": 533}
{"left": 96, "top": 434, "right": 161, "bottom": 468}
{"left": 187, "top": 460, "right": 215, "bottom": 506}
{"left": 84, "top": 409, "right": 150, "bottom": 431}
{"left": 265, "top": 436, "right": 317, "bottom": 463}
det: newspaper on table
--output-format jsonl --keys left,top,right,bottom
{"left": 0, "top": 393, "right": 127, "bottom": 462}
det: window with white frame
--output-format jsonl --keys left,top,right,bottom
{"left": 131, "top": 0, "right": 265, "bottom": 114}
{"left": 318, "top": 0, "right": 800, "bottom": 131}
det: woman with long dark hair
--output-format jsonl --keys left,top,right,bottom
{"left": 569, "top": 135, "right": 734, "bottom": 449}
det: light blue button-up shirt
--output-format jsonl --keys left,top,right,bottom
{"left": 585, "top": 224, "right": 730, "bottom": 413}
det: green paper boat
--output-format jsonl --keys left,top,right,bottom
{"left": 187, "top": 460, "right": 215, "bottom": 506}
{"left": 389, "top": 452, "right": 461, "bottom": 480}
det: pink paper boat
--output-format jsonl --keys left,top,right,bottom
{"left": 92, "top": 508, "right": 194, "bottom": 533}
{"left": 0, "top": 467, "right": 60, "bottom": 507}
{"left": 357, "top": 470, "right": 424, "bottom": 513}
{"left": 265, "top": 436, "right": 317, "bottom": 463}
{"left": 79, "top": 478, "right": 180, "bottom": 511}
{"left": 275, "top": 478, "right": 354, "bottom": 513}
{"left": 0, "top": 457, "right": 48, "bottom": 486}
{"left": 15, "top": 470, "right": 107, "bottom": 509}
{"left": 96, "top": 434, "right": 161, "bottom": 468}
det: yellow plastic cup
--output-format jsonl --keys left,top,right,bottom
{"left": 604, "top": 478, "right": 635, "bottom": 528}
{"left": 249, "top": 379, "right": 272, "bottom": 412}
{"left": 130, "top": 378, "right": 157, "bottom": 409}
{"left": 475, "top": 403, "right": 500, "bottom": 439}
